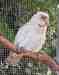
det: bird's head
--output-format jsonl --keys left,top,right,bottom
{"left": 37, "top": 11, "right": 49, "bottom": 26}
{"left": 30, "top": 11, "right": 49, "bottom": 32}
{"left": 37, "top": 11, "right": 49, "bottom": 32}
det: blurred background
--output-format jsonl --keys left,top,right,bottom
{"left": 0, "top": 0, "right": 58, "bottom": 75}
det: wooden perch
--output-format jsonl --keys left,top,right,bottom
{"left": 0, "top": 33, "right": 59, "bottom": 71}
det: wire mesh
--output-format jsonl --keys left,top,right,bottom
{"left": 0, "top": 0, "right": 57, "bottom": 75}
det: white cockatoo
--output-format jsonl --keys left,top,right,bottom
{"left": 6, "top": 11, "right": 49, "bottom": 65}
{"left": 15, "top": 11, "right": 49, "bottom": 52}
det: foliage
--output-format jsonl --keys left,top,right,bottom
{"left": 0, "top": 16, "right": 15, "bottom": 41}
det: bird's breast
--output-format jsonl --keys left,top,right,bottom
{"left": 23, "top": 30, "right": 44, "bottom": 51}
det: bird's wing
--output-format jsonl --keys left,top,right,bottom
{"left": 14, "top": 25, "right": 31, "bottom": 49}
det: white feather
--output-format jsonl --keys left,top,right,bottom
{"left": 15, "top": 11, "right": 49, "bottom": 52}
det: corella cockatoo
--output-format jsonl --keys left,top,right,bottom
{"left": 15, "top": 11, "right": 49, "bottom": 52}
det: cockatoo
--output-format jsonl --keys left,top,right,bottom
{"left": 15, "top": 11, "right": 49, "bottom": 52}
{"left": 4, "top": 11, "right": 49, "bottom": 65}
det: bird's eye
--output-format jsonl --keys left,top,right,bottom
{"left": 41, "top": 16, "right": 47, "bottom": 19}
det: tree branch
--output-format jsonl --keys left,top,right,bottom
{"left": 0, "top": 33, "right": 59, "bottom": 71}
